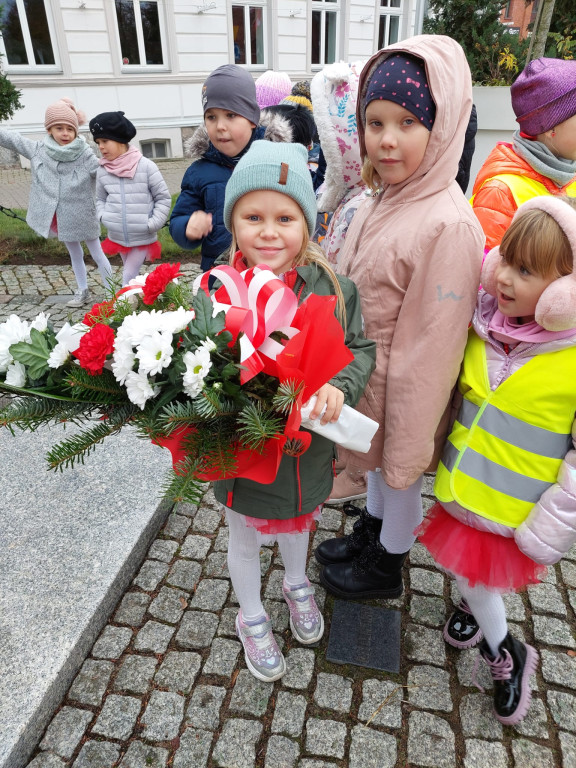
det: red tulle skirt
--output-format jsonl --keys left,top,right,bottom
{"left": 244, "top": 506, "right": 322, "bottom": 535}
{"left": 101, "top": 238, "right": 162, "bottom": 262}
{"left": 415, "top": 503, "right": 546, "bottom": 592}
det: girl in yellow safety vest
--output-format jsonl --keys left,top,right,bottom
{"left": 417, "top": 196, "right": 576, "bottom": 726}
{"left": 472, "top": 57, "right": 576, "bottom": 251}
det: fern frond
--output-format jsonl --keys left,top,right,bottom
{"left": 236, "top": 402, "right": 284, "bottom": 453}
{"left": 46, "top": 421, "right": 124, "bottom": 471}
{"left": 0, "top": 396, "right": 100, "bottom": 434}
{"left": 64, "top": 366, "right": 126, "bottom": 403}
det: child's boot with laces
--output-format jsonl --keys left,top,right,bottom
{"left": 235, "top": 611, "right": 286, "bottom": 682}
{"left": 282, "top": 578, "right": 324, "bottom": 644}
{"left": 443, "top": 599, "right": 483, "bottom": 649}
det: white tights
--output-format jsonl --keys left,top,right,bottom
{"left": 366, "top": 470, "right": 424, "bottom": 554}
{"left": 121, "top": 247, "right": 149, "bottom": 286}
{"left": 64, "top": 239, "right": 113, "bottom": 293}
{"left": 454, "top": 578, "right": 508, "bottom": 656}
{"left": 225, "top": 508, "right": 310, "bottom": 622}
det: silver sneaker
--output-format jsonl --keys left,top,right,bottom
{"left": 66, "top": 289, "right": 92, "bottom": 308}
{"left": 283, "top": 579, "right": 324, "bottom": 644}
{"left": 235, "top": 611, "right": 286, "bottom": 682}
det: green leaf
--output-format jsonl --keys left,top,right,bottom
{"left": 9, "top": 328, "right": 52, "bottom": 380}
{"left": 188, "top": 291, "right": 225, "bottom": 339}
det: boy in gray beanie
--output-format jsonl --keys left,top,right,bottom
{"left": 170, "top": 64, "right": 293, "bottom": 271}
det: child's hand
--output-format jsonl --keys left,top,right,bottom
{"left": 306, "top": 384, "right": 344, "bottom": 425}
{"left": 186, "top": 211, "right": 213, "bottom": 240}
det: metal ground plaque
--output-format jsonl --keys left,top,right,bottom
{"left": 326, "top": 599, "right": 401, "bottom": 673}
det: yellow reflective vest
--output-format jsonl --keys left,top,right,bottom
{"left": 470, "top": 173, "right": 576, "bottom": 207}
{"left": 435, "top": 329, "right": 576, "bottom": 528}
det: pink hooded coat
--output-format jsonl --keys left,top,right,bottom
{"left": 339, "top": 35, "right": 485, "bottom": 489}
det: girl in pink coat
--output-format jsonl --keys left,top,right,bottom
{"left": 315, "top": 36, "right": 485, "bottom": 598}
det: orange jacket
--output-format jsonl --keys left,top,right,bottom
{"left": 471, "top": 142, "right": 576, "bottom": 250}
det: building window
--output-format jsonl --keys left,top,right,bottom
{"left": 1, "top": 0, "right": 56, "bottom": 67}
{"left": 311, "top": 0, "right": 339, "bottom": 67}
{"left": 141, "top": 139, "right": 170, "bottom": 159}
{"left": 378, "top": 0, "right": 401, "bottom": 50}
{"left": 504, "top": 1, "right": 512, "bottom": 19}
{"left": 232, "top": 4, "right": 265, "bottom": 66}
{"left": 115, "top": 0, "right": 165, "bottom": 67}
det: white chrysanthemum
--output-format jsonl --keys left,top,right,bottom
{"left": 136, "top": 331, "right": 174, "bottom": 376}
{"left": 47, "top": 343, "right": 71, "bottom": 369}
{"left": 5, "top": 360, "right": 26, "bottom": 387}
{"left": 0, "top": 314, "right": 31, "bottom": 372}
{"left": 182, "top": 347, "right": 212, "bottom": 399}
{"left": 111, "top": 347, "right": 136, "bottom": 385}
{"left": 199, "top": 337, "right": 217, "bottom": 353}
{"left": 117, "top": 310, "right": 163, "bottom": 346}
{"left": 57, "top": 322, "right": 89, "bottom": 353}
{"left": 124, "top": 370, "right": 159, "bottom": 409}
{"left": 158, "top": 307, "right": 195, "bottom": 335}
{"left": 30, "top": 312, "right": 50, "bottom": 332}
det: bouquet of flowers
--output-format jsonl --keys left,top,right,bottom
{"left": 0, "top": 262, "right": 354, "bottom": 504}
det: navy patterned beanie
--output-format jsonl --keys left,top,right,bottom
{"left": 365, "top": 53, "right": 436, "bottom": 131}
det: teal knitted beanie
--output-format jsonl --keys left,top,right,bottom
{"left": 224, "top": 140, "right": 317, "bottom": 236}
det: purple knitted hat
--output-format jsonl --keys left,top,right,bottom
{"left": 255, "top": 70, "right": 292, "bottom": 109}
{"left": 364, "top": 53, "right": 435, "bottom": 130}
{"left": 511, "top": 57, "right": 576, "bottom": 137}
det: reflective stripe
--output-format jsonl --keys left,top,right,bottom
{"left": 440, "top": 440, "right": 459, "bottom": 473}
{"left": 458, "top": 399, "right": 479, "bottom": 429}
{"left": 478, "top": 405, "right": 572, "bottom": 459}
{"left": 458, "top": 448, "right": 552, "bottom": 503}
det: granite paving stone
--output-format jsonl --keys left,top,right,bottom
{"left": 113, "top": 592, "right": 151, "bottom": 626}
{"left": 192, "top": 506, "right": 222, "bottom": 533}
{"left": 349, "top": 725, "right": 397, "bottom": 768}
{"left": 133, "top": 620, "right": 175, "bottom": 653}
{"left": 313, "top": 673, "right": 353, "bottom": 713}
{"left": 175, "top": 610, "right": 219, "bottom": 648}
{"left": 405, "top": 623, "right": 446, "bottom": 666}
{"left": 357, "top": 679, "right": 403, "bottom": 728}
{"left": 203, "top": 552, "right": 230, "bottom": 579}
{"left": 214, "top": 527, "right": 229, "bottom": 551}
{"left": 282, "top": 648, "right": 316, "bottom": 690}
{"left": 527, "top": 582, "right": 566, "bottom": 615}
{"left": 229, "top": 669, "right": 273, "bottom": 715}
{"left": 91, "top": 695, "right": 141, "bottom": 740}
{"left": 511, "top": 739, "right": 555, "bottom": 768}
{"left": 559, "top": 732, "right": 576, "bottom": 767}
{"left": 148, "top": 539, "right": 179, "bottom": 563}
{"left": 459, "top": 693, "right": 503, "bottom": 739}
{"left": 407, "top": 712, "right": 456, "bottom": 768}
{"left": 118, "top": 741, "right": 169, "bottom": 767}
{"left": 173, "top": 728, "right": 213, "bottom": 768}
{"left": 173, "top": 500, "right": 201, "bottom": 518}
{"left": 189, "top": 579, "right": 229, "bottom": 610}
{"left": 464, "top": 740, "right": 509, "bottom": 768}
{"left": 212, "top": 718, "right": 263, "bottom": 767}
{"left": 71, "top": 741, "right": 120, "bottom": 768}
{"left": 547, "top": 690, "right": 576, "bottom": 732}
{"left": 502, "top": 591, "right": 527, "bottom": 622}
{"left": 186, "top": 685, "right": 227, "bottom": 729}
{"left": 180, "top": 534, "right": 212, "bottom": 560}
{"left": 271, "top": 692, "right": 308, "bottom": 737}
{"left": 68, "top": 659, "right": 114, "bottom": 706}
{"left": 305, "top": 719, "right": 347, "bottom": 759}
{"left": 148, "top": 585, "right": 189, "bottom": 623}
{"left": 217, "top": 607, "right": 239, "bottom": 637}
{"left": 141, "top": 690, "right": 186, "bottom": 741}
{"left": 407, "top": 664, "right": 453, "bottom": 712}
{"left": 91, "top": 626, "right": 133, "bottom": 660}
{"left": 264, "top": 735, "right": 300, "bottom": 768}
{"left": 560, "top": 559, "right": 576, "bottom": 588}
{"left": 532, "top": 615, "right": 576, "bottom": 648}
{"left": 202, "top": 637, "right": 241, "bottom": 677}
{"left": 133, "top": 560, "right": 170, "bottom": 592}
{"left": 264, "top": 569, "right": 286, "bottom": 600}
{"left": 39, "top": 707, "right": 94, "bottom": 759}
{"left": 409, "top": 567, "right": 445, "bottom": 596}
{"left": 162, "top": 513, "right": 191, "bottom": 541}
{"left": 167, "top": 559, "right": 202, "bottom": 591}
{"left": 27, "top": 756, "right": 67, "bottom": 768}
{"left": 113, "top": 655, "right": 158, "bottom": 694}
{"left": 318, "top": 507, "right": 342, "bottom": 531}
{"left": 409, "top": 595, "right": 446, "bottom": 627}
{"left": 154, "top": 651, "right": 201, "bottom": 693}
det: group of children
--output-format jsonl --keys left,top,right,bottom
{"left": 3, "top": 39, "right": 576, "bottom": 728}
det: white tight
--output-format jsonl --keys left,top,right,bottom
{"left": 366, "top": 470, "right": 424, "bottom": 554}
{"left": 454, "top": 578, "right": 508, "bottom": 656}
{"left": 63, "top": 239, "right": 113, "bottom": 292}
{"left": 121, "top": 247, "right": 149, "bottom": 286}
{"left": 225, "top": 508, "right": 310, "bottom": 622}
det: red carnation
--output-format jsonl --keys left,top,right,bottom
{"left": 83, "top": 300, "right": 115, "bottom": 328}
{"left": 74, "top": 324, "right": 115, "bottom": 375}
{"left": 142, "top": 263, "right": 182, "bottom": 305}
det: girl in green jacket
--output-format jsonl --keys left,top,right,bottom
{"left": 215, "top": 140, "right": 376, "bottom": 682}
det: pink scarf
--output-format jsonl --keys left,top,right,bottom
{"left": 489, "top": 309, "right": 576, "bottom": 345}
{"left": 99, "top": 145, "right": 142, "bottom": 178}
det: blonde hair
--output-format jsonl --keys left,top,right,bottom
{"left": 229, "top": 208, "right": 347, "bottom": 331}
{"left": 501, "top": 197, "right": 574, "bottom": 279}
{"left": 361, "top": 156, "right": 381, "bottom": 194}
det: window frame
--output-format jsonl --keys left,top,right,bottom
{"left": 377, "top": 0, "right": 402, "bottom": 51}
{"left": 140, "top": 139, "right": 171, "bottom": 159}
{"left": 230, "top": 1, "right": 267, "bottom": 69}
{"left": 0, "top": 0, "right": 61, "bottom": 73}
{"left": 114, "top": 0, "right": 169, "bottom": 73}
{"left": 310, "top": 0, "right": 340, "bottom": 70}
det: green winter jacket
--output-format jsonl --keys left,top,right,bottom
{"left": 213, "top": 262, "right": 376, "bottom": 519}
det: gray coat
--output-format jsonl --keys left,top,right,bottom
{"left": 0, "top": 128, "right": 100, "bottom": 241}
{"left": 96, "top": 156, "right": 171, "bottom": 247}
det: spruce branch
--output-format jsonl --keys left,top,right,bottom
{"left": 236, "top": 402, "right": 283, "bottom": 453}
{"left": 160, "top": 459, "right": 206, "bottom": 505}
{"left": 46, "top": 421, "right": 124, "bottom": 471}
{"left": 272, "top": 378, "right": 305, "bottom": 414}
{"left": 63, "top": 366, "right": 126, "bottom": 402}
{"left": 0, "top": 396, "right": 99, "bottom": 434}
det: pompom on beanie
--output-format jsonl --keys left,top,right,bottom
{"left": 511, "top": 57, "right": 576, "bottom": 137}
{"left": 224, "top": 140, "right": 318, "bottom": 236}
{"left": 291, "top": 80, "right": 312, "bottom": 101}
{"left": 202, "top": 64, "right": 260, "bottom": 125}
{"left": 44, "top": 98, "right": 86, "bottom": 134}
{"left": 255, "top": 70, "right": 292, "bottom": 109}
{"left": 89, "top": 111, "right": 137, "bottom": 143}
{"left": 281, "top": 94, "right": 314, "bottom": 112}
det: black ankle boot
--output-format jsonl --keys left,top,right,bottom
{"left": 315, "top": 504, "right": 383, "bottom": 566}
{"left": 319, "top": 537, "right": 407, "bottom": 599}
{"left": 478, "top": 633, "right": 538, "bottom": 725}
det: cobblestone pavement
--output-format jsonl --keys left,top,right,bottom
{"left": 3, "top": 165, "right": 576, "bottom": 766}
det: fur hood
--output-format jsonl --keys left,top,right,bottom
{"left": 183, "top": 111, "right": 293, "bottom": 161}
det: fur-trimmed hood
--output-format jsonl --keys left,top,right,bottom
{"left": 183, "top": 111, "right": 293, "bottom": 161}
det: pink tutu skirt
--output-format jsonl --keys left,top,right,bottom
{"left": 415, "top": 503, "right": 546, "bottom": 591}
{"left": 102, "top": 238, "right": 162, "bottom": 262}
{"left": 244, "top": 505, "right": 322, "bottom": 535}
